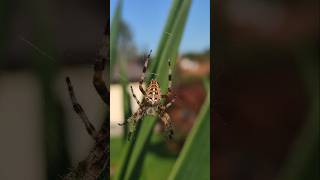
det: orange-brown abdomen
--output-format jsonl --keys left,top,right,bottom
{"left": 145, "top": 79, "right": 161, "bottom": 105}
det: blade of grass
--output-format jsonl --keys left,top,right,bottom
{"left": 115, "top": 56, "right": 135, "bottom": 178}
{"left": 26, "top": 0, "right": 71, "bottom": 179}
{"left": 168, "top": 78, "right": 210, "bottom": 180}
{"left": 149, "top": 0, "right": 192, "bottom": 83}
{"left": 117, "top": 0, "right": 193, "bottom": 179}
{"left": 110, "top": 1, "right": 138, "bottom": 179}
{"left": 147, "top": 0, "right": 183, "bottom": 75}
{"left": 109, "top": 0, "right": 131, "bottom": 138}
{"left": 110, "top": 0, "right": 132, "bottom": 140}
{"left": 119, "top": 57, "right": 133, "bottom": 139}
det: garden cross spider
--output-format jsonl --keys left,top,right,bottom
{"left": 118, "top": 50, "right": 176, "bottom": 140}
{"left": 63, "top": 22, "right": 109, "bottom": 180}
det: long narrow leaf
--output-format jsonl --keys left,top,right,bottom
{"left": 26, "top": 0, "right": 71, "bottom": 179}
{"left": 119, "top": 60, "right": 133, "bottom": 139}
{"left": 110, "top": 1, "right": 137, "bottom": 179}
{"left": 168, "top": 78, "right": 210, "bottom": 180}
{"left": 148, "top": 0, "right": 184, "bottom": 75}
{"left": 276, "top": 56, "right": 319, "bottom": 180}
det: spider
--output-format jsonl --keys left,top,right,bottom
{"left": 118, "top": 50, "right": 176, "bottom": 140}
{"left": 63, "top": 22, "right": 109, "bottom": 180}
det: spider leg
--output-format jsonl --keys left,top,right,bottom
{"left": 118, "top": 121, "right": 128, "bottom": 126}
{"left": 139, "top": 50, "right": 152, "bottom": 96}
{"left": 130, "top": 85, "right": 141, "bottom": 106}
{"left": 118, "top": 107, "right": 145, "bottom": 140}
{"left": 158, "top": 107, "right": 174, "bottom": 139}
{"left": 93, "top": 22, "right": 110, "bottom": 105}
{"left": 161, "top": 59, "right": 173, "bottom": 101}
{"left": 167, "top": 58, "right": 173, "bottom": 94}
{"left": 161, "top": 94, "right": 168, "bottom": 99}
{"left": 66, "top": 77, "right": 97, "bottom": 139}
{"left": 165, "top": 95, "right": 177, "bottom": 109}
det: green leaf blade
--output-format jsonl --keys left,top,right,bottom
{"left": 168, "top": 78, "right": 210, "bottom": 180}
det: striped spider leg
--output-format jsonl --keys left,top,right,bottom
{"left": 93, "top": 24, "right": 110, "bottom": 105}
{"left": 66, "top": 77, "right": 98, "bottom": 139}
{"left": 119, "top": 51, "right": 176, "bottom": 140}
{"left": 63, "top": 22, "right": 109, "bottom": 180}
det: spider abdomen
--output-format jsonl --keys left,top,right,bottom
{"left": 145, "top": 79, "right": 161, "bottom": 105}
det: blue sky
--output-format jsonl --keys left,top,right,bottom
{"left": 110, "top": 0, "right": 210, "bottom": 54}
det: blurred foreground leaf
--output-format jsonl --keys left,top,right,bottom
{"left": 26, "top": 0, "right": 70, "bottom": 179}
{"left": 277, "top": 54, "right": 319, "bottom": 180}
{"left": 110, "top": 1, "right": 137, "bottom": 180}
{"left": 168, "top": 78, "right": 210, "bottom": 180}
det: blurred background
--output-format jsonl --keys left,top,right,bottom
{"left": 0, "top": 0, "right": 106, "bottom": 179}
{"left": 109, "top": 0, "right": 210, "bottom": 179}
{"left": 213, "top": 0, "right": 319, "bottom": 180}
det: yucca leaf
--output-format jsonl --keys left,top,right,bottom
{"left": 110, "top": 0, "right": 136, "bottom": 179}
{"left": 110, "top": 0, "right": 131, "bottom": 134}
{"left": 24, "top": 0, "right": 71, "bottom": 179}
{"left": 168, "top": 78, "right": 210, "bottom": 180}
{"left": 147, "top": 0, "right": 184, "bottom": 75}
{"left": 113, "top": 60, "right": 136, "bottom": 179}
{"left": 119, "top": 56, "right": 133, "bottom": 139}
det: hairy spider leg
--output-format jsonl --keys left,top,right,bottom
{"left": 139, "top": 50, "right": 152, "bottom": 96}
{"left": 117, "top": 86, "right": 142, "bottom": 127}
{"left": 63, "top": 21, "right": 109, "bottom": 180}
{"left": 161, "top": 58, "right": 173, "bottom": 100}
{"left": 119, "top": 107, "right": 145, "bottom": 140}
{"left": 66, "top": 77, "right": 97, "bottom": 139}
{"left": 167, "top": 58, "right": 172, "bottom": 94}
{"left": 93, "top": 22, "right": 110, "bottom": 105}
{"left": 165, "top": 95, "right": 177, "bottom": 109}
{"left": 158, "top": 110, "right": 174, "bottom": 139}
{"left": 130, "top": 85, "right": 141, "bottom": 106}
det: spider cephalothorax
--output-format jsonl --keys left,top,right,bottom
{"left": 119, "top": 50, "right": 176, "bottom": 140}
